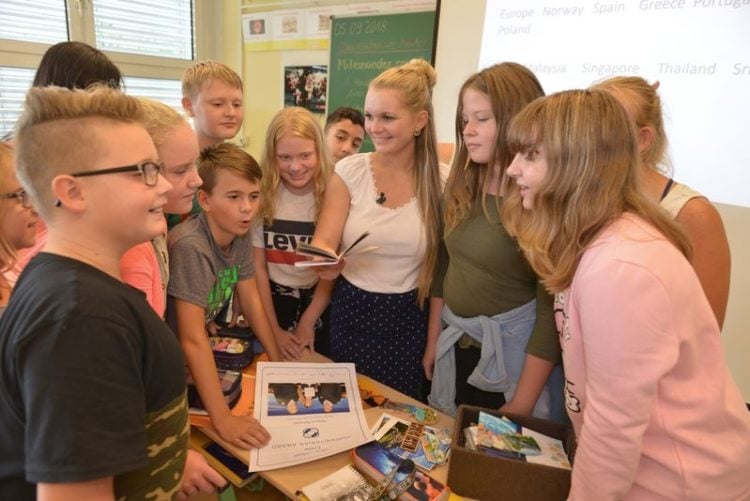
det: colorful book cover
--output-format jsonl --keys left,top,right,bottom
{"left": 371, "top": 413, "right": 450, "bottom": 471}
{"left": 352, "top": 441, "right": 450, "bottom": 501}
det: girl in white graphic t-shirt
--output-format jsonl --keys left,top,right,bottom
{"left": 253, "top": 107, "right": 333, "bottom": 360}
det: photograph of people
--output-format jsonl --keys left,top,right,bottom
{"left": 267, "top": 382, "right": 349, "bottom": 415}
{"left": 250, "top": 18, "right": 266, "bottom": 35}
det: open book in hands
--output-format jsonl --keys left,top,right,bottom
{"left": 294, "top": 231, "right": 378, "bottom": 267}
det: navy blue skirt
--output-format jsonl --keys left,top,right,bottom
{"left": 329, "top": 277, "right": 428, "bottom": 400}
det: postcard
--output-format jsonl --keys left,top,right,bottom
{"left": 248, "top": 362, "right": 372, "bottom": 471}
{"left": 372, "top": 413, "right": 450, "bottom": 471}
{"left": 523, "top": 427, "right": 572, "bottom": 470}
{"left": 502, "top": 433, "right": 542, "bottom": 456}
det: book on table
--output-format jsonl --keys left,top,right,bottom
{"left": 369, "top": 413, "right": 451, "bottom": 471}
{"left": 294, "top": 231, "right": 377, "bottom": 267}
{"left": 298, "top": 464, "right": 373, "bottom": 501}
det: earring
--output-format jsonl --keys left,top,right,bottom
{"left": 54, "top": 199, "right": 62, "bottom": 208}
{"left": 413, "top": 128, "right": 422, "bottom": 137}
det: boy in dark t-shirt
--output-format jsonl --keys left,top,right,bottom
{"left": 0, "top": 86, "right": 188, "bottom": 499}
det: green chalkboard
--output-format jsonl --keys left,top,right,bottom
{"left": 327, "top": 10, "right": 438, "bottom": 152}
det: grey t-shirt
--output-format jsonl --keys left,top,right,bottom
{"left": 167, "top": 212, "right": 254, "bottom": 322}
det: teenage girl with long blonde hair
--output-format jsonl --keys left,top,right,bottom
{"left": 0, "top": 142, "right": 38, "bottom": 316}
{"left": 252, "top": 106, "right": 333, "bottom": 360}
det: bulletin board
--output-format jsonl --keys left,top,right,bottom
{"left": 327, "top": 10, "right": 438, "bottom": 151}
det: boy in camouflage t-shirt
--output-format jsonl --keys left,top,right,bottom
{"left": 0, "top": 86, "right": 188, "bottom": 499}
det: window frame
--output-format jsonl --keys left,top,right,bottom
{"left": 0, "top": 0, "right": 220, "bottom": 82}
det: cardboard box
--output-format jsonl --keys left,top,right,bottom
{"left": 447, "top": 405, "right": 576, "bottom": 501}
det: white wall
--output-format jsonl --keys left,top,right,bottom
{"left": 716, "top": 203, "right": 750, "bottom": 399}
{"left": 433, "top": 0, "right": 749, "bottom": 400}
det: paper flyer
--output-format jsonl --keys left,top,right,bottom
{"left": 248, "top": 362, "right": 372, "bottom": 471}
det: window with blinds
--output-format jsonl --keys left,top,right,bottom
{"left": 0, "top": 0, "right": 198, "bottom": 136}
{"left": 123, "top": 76, "right": 184, "bottom": 113}
{"left": 0, "top": 0, "right": 69, "bottom": 46}
{"left": 0, "top": 72, "right": 185, "bottom": 137}
{"left": 93, "top": 0, "right": 194, "bottom": 60}
{"left": 0, "top": 67, "right": 34, "bottom": 137}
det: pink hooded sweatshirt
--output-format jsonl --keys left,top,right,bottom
{"left": 557, "top": 214, "right": 750, "bottom": 500}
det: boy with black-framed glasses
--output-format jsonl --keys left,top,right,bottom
{"left": 0, "top": 86, "right": 189, "bottom": 499}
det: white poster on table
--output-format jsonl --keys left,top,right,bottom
{"left": 248, "top": 362, "right": 372, "bottom": 472}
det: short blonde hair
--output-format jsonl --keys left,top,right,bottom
{"left": 14, "top": 85, "right": 143, "bottom": 219}
{"left": 501, "top": 89, "right": 691, "bottom": 292}
{"left": 138, "top": 97, "right": 187, "bottom": 149}
{"left": 0, "top": 142, "right": 18, "bottom": 273}
{"left": 260, "top": 107, "right": 331, "bottom": 225}
{"left": 182, "top": 60, "right": 243, "bottom": 101}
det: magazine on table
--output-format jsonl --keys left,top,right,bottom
{"left": 248, "top": 362, "right": 372, "bottom": 471}
{"left": 294, "top": 231, "right": 378, "bottom": 267}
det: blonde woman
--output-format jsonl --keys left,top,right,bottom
{"left": 503, "top": 89, "right": 750, "bottom": 500}
{"left": 309, "top": 59, "right": 443, "bottom": 400}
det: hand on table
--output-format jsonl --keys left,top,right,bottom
{"left": 215, "top": 414, "right": 271, "bottom": 449}
{"left": 274, "top": 326, "right": 305, "bottom": 360}
{"left": 292, "top": 321, "right": 315, "bottom": 352}
{"left": 206, "top": 321, "right": 220, "bottom": 336}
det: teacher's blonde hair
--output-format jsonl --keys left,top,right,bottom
{"left": 370, "top": 58, "right": 441, "bottom": 305}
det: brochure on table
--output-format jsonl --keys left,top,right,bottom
{"left": 249, "top": 362, "right": 372, "bottom": 471}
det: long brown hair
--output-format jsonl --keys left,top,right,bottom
{"left": 369, "top": 59, "right": 441, "bottom": 304}
{"left": 444, "top": 62, "right": 544, "bottom": 233}
{"left": 501, "top": 89, "right": 692, "bottom": 293}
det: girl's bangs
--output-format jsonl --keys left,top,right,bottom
{"left": 507, "top": 105, "right": 542, "bottom": 156}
